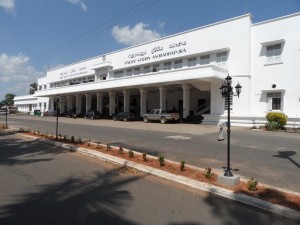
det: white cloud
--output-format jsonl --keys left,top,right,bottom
{"left": 65, "top": 0, "right": 87, "bottom": 12}
{"left": 112, "top": 23, "right": 162, "bottom": 46}
{"left": 0, "top": 0, "right": 16, "bottom": 13}
{"left": 0, "top": 53, "right": 44, "bottom": 97}
{"left": 157, "top": 21, "right": 166, "bottom": 29}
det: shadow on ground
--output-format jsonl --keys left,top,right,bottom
{"left": 0, "top": 132, "right": 64, "bottom": 166}
{"left": 0, "top": 166, "right": 143, "bottom": 225}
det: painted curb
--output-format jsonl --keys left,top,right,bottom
{"left": 16, "top": 132, "right": 300, "bottom": 221}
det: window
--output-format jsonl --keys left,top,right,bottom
{"left": 163, "top": 61, "right": 172, "bottom": 70}
{"left": 143, "top": 66, "right": 150, "bottom": 74}
{"left": 152, "top": 64, "right": 160, "bottom": 72}
{"left": 200, "top": 55, "right": 210, "bottom": 65}
{"left": 267, "top": 92, "right": 282, "bottom": 110}
{"left": 126, "top": 69, "right": 133, "bottom": 76}
{"left": 134, "top": 67, "right": 140, "bottom": 75}
{"left": 43, "top": 85, "right": 47, "bottom": 89}
{"left": 216, "top": 52, "right": 228, "bottom": 66}
{"left": 174, "top": 60, "right": 183, "bottom": 69}
{"left": 187, "top": 57, "right": 197, "bottom": 67}
{"left": 266, "top": 44, "right": 282, "bottom": 64}
{"left": 114, "top": 70, "right": 124, "bottom": 78}
{"left": 38, "top": 85, "right": 42, "bottom": 90}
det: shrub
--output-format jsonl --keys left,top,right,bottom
{"left": 128, "top": 150, "right": 134, "bottom": 158}
{"left": 180, "top": 161, "right": 185, "bottom": 171}
{"left": 106, "top": 144, "right": 111, "bottom": 151}
{"left": 158, "top": 155, "right": 165, "bottom": 166}
{"left": 63, "top": 135, "right": 68, "bottom": 141}
{"left": 266, "top": 121, "right": 280, "bottom": 131}
{"left": 70, "top": 136, "right": 75, "bottom": 143}
{"left": 87, "top": 139, "right": 91, "bottom": 147}
{"left": 266, "top": 112, "right": 287, "bottom": 130}
{"left": 142, "top": 153, "right": 147, "bottom": 161}
{"left": 118, "top": 146, "right": 123, "bottom": 154}
{"left": 77, "top": 137, "right": 82, "bottom": 144}
{"left": 247, "top": 178, "right": 258, "bottom": 191}
{"left": 204, "top": 166, "right": 215, "bottom": 179}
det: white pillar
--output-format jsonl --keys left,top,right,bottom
{"left": 123, "top": 90, "right": 130, "bottom": 112}
{"left": 140, "top": 89, "right": 148, "bottom": 117}
{"left": 182, "top": 85, "right": 191, "bottom": 118}
{"left": 210, "top": 81, "right": 224, "bottom": 115}
{"left": 159, "top": 87, "right": 167, "bottom": 110}
{"left": 85, "top": 93, "right": 92, "bottom": 113}
{"left": 96, "top": 92, "right": 103, "bottom": 113}
{"left": 76, "top": 94, "right": 82, "bottom": 114}
{"left": 109, "top": 91, "right": 116, "bottom": 116}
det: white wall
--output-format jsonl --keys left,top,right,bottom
{"left": 251, "top": 13, "right": 300, "bottom": 118}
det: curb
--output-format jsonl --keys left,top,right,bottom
{"left": 14, "top": 132, "right": 300, "bottom": 221}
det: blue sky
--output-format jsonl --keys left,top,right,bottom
{"left": 0, "top": 0, "right": 299, "bottom": 100}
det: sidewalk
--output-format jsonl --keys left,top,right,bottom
{"left": 5, "top": 128, "right": 299, "bottom": 222}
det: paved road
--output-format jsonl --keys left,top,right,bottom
{"left": 0, "top": 132, "right": 297, "bottom": 225}
{"left": 2, "top": 114, "right": 300, "bottom": 192}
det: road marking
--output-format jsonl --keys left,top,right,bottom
{"left": 165, "top": 135, "right": 191, "bottom": 140}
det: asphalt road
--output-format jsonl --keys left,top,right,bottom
{"left": 2, "top": 114, "right": 300, "bottom": 192}
{"left": 0, "top": 132, "right": 297, "bottom": 225}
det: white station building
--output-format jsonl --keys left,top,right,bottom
{"left": 14, "top": 13, "right": 300, "bottom": 127}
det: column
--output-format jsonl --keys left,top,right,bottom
{"left": 109, "top": 91, "right": 116, "bottom": 116}
{"left": 96, "top": 92, "right": 103, "bottom": 113}
{"left": 210, "top": 81, "right": 224, "bottom": 115}
{"left": 182, "top": 85, "right": 191, "bottom": 118}
{"left": 123, "top": 90, "right": 130, "bottom": 112}
{"left": 159, "top": 87, "right": 167, "bottom": 110}
{"left": 140, "top": 89, "right": 148, "bottom": 117}
{"left": 85, "top": 93, "right": 92, "bottom": 113}
{"left": 76, "top": 94, "right": 82, "bottom": 115}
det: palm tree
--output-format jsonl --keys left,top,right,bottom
{"left": 29, "top": 82, "right": 38, "bottom": 94}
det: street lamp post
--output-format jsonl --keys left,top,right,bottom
{"left": 54, "top": 95, "right": 60, "bottom": 139}
{"left": 5, "top": 103, "right": 8, "bottom": 128}
{"left": 219, "top": 74, "right": 242, "bottom": 177}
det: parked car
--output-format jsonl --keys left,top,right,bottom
{"left": 85, "top": 110, "right": 101, "bottom": 119}
{"left": 33, "top": 109, "right": 41, "bottom": 116}
{"left": 0, "top": 109, "right": 7, "bottom": 115}
{"left": 143, "top": 109, "right": 180, "bottom": 124}
{"left": 66, "top": 110, "right": 76, "bottom": 118}
{"left": 113, "top": 112, "right": 138, "bottom": 122}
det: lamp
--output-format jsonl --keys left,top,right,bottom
{"left": 219, "top": 74, "right": 242, "bottom": 177}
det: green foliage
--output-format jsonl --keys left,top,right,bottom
{"left": 180, "top": 161, "right": 185, "bottom": 171}
{"left": 70, "top": 136, "right": 75, "bottom": 143}
{"left": 266, "top": 121, "right": 280, "bottom": 131}
{"left": 2, "top": 93, "right": 15, "bottom": 105}
{"left": 204, "top": 166, "right": 215, "bottom": 179}
{"left": 142, "top": 153, "right": 147, "bottom": 161}
{"left": 128, "top": 150, "right": 134, "bottom": 158}
{"left": 77, "top": 137, "right": 82, "bottom": 144}
{"left": 247, "top": 178, "right": 258, "bottom": 191}
{"left": 63, "top": 134, "right": 68, "bottom": 141}
{"left": 158, "top": 155, "right": 165, "bottom": 166}
{"left": 118, "top": 146, "right": 123, "bottom": 154}
{"left": 265, "top": 112, "right": 287, "bottom": 130}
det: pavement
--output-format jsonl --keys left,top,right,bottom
{"left": 3, "top": 126, "right": 299, "bottom": 222}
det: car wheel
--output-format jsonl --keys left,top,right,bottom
{"left": 160, "top": 117, "right": 166, "bottom": 124}
{"left": 143, "top": 117, "right": 149, "bottom": 123}
{"left": 124, "top": 118, "right": 128, "bottom": 122}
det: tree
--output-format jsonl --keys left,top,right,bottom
{"left": 2, "top": 93, "right": 16, "bottom": 105}
{"left": 29, "top": 82, "right": 38, "bottom": 94}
